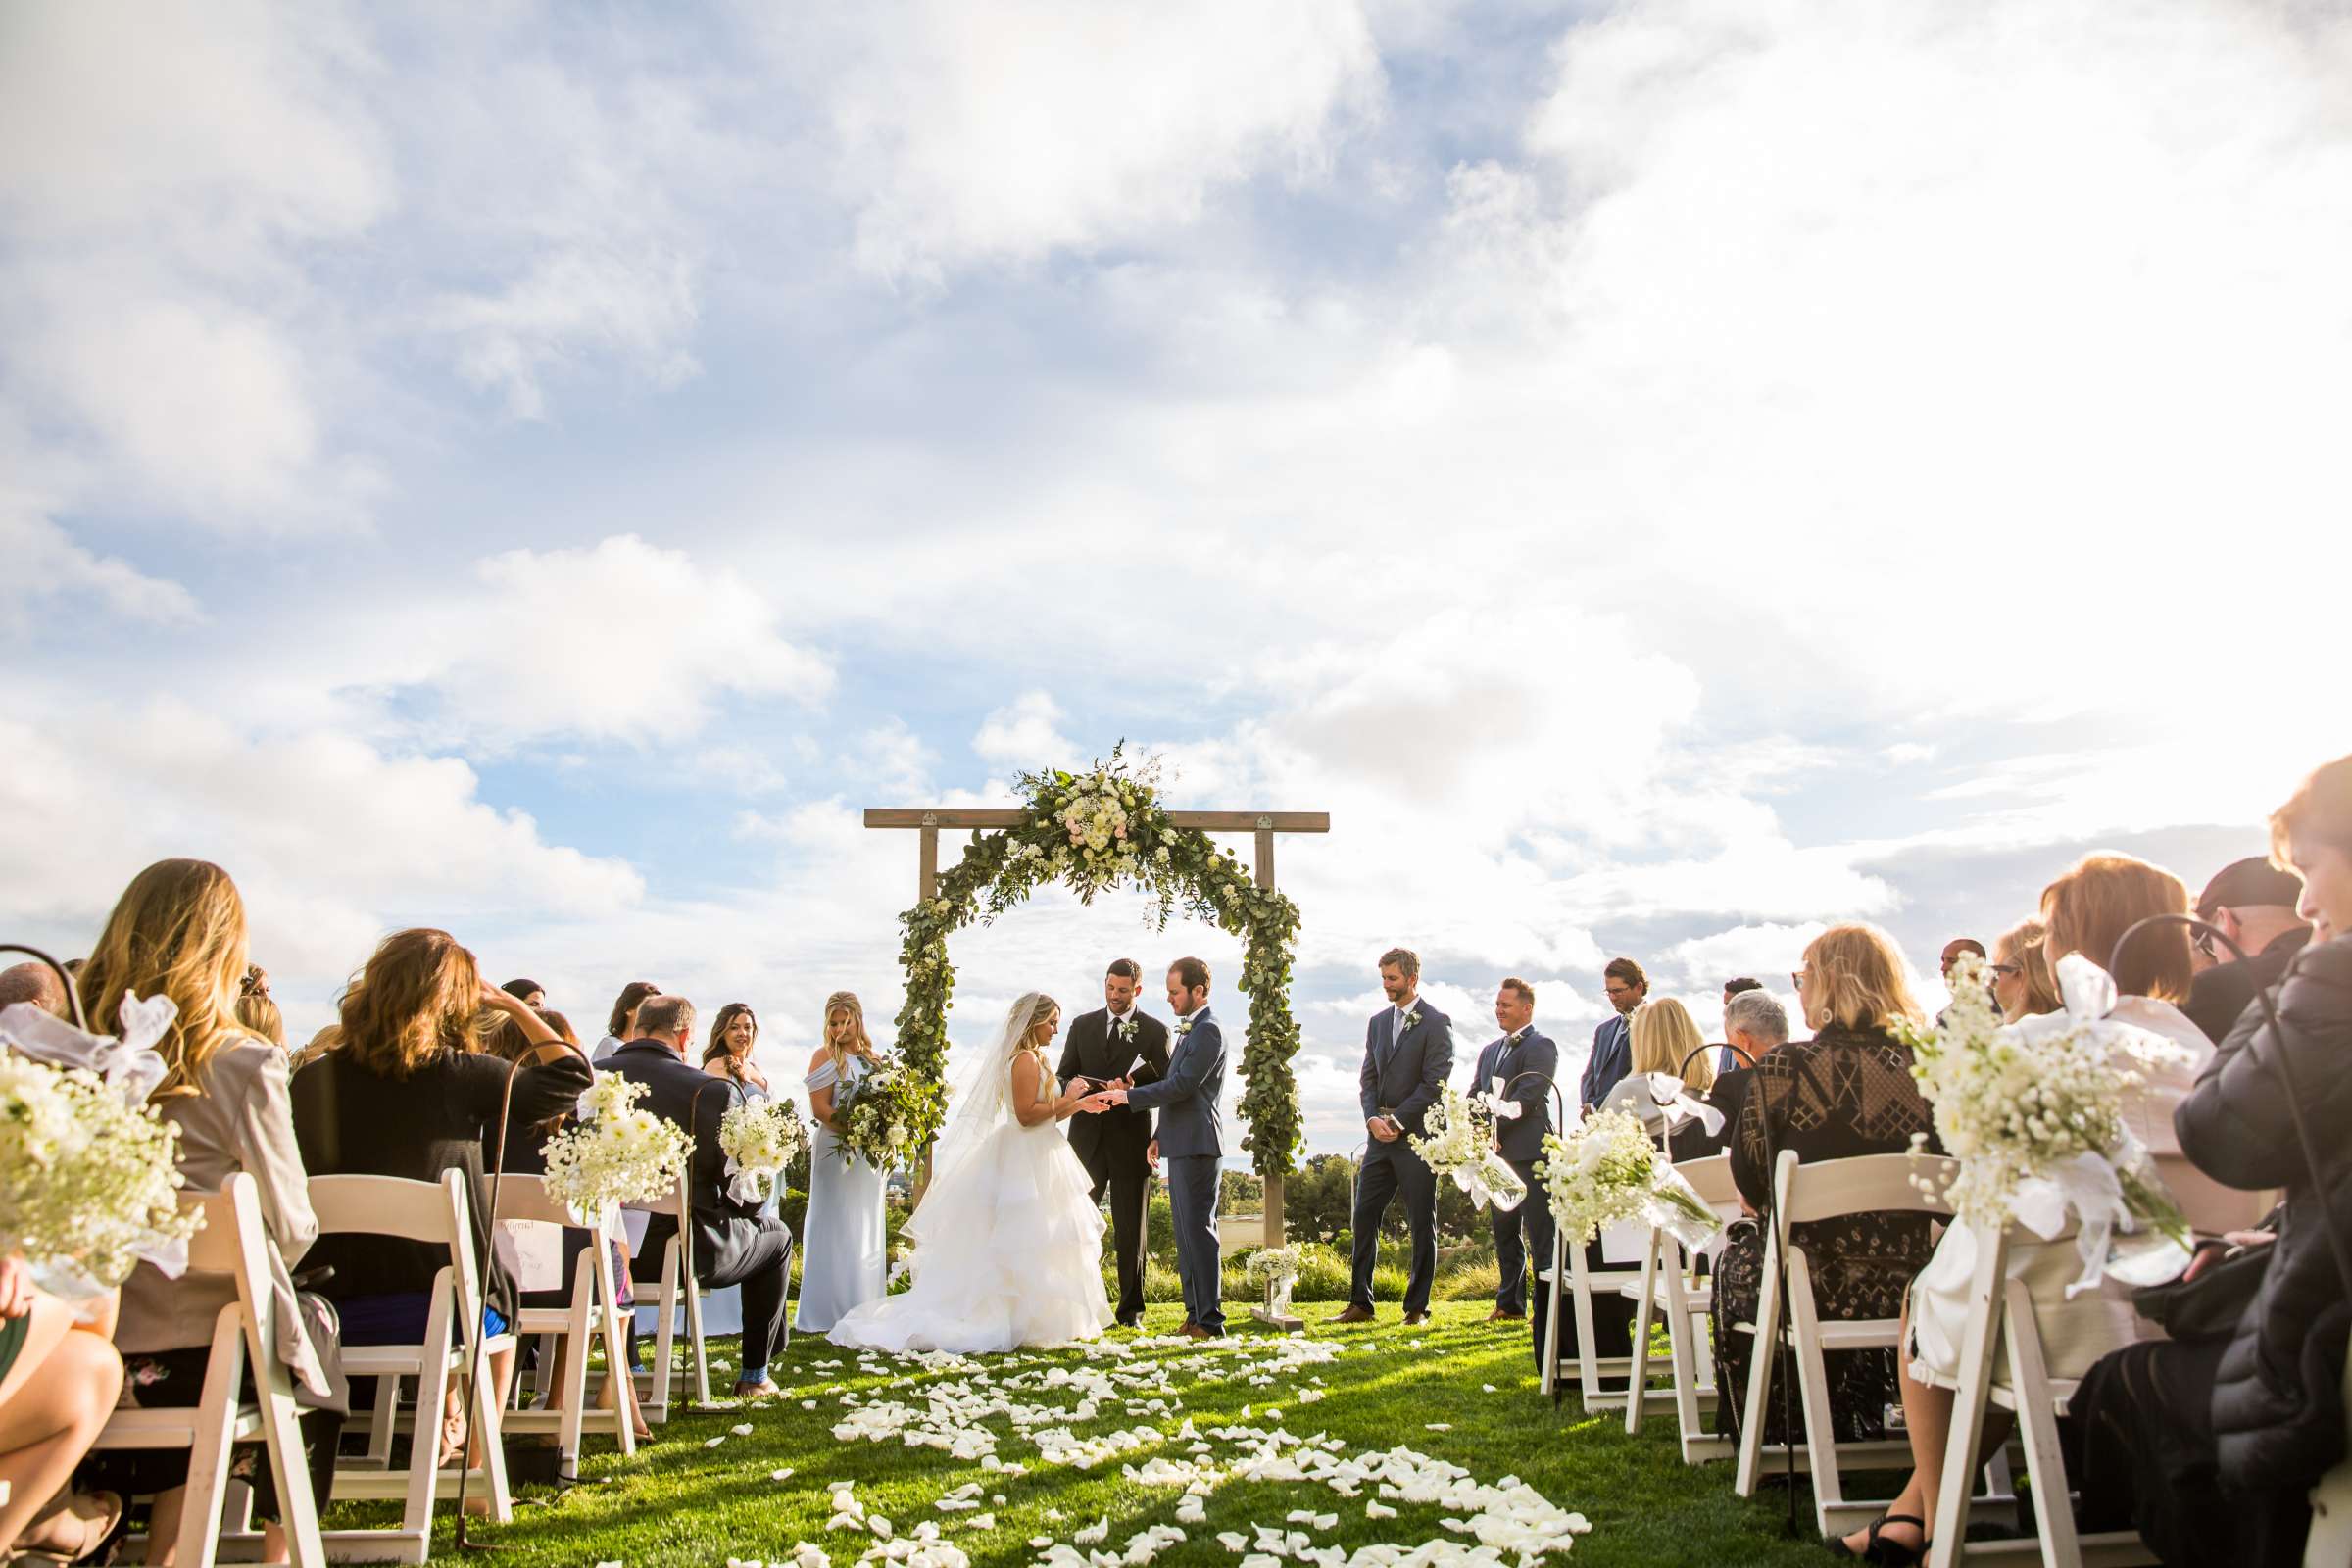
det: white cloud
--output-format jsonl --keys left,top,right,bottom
{"left": 808, "top": 0, "right": 1386, "bottom": 279}
{"left": 974, "top": 692, "right": 1078, "bottom": 768}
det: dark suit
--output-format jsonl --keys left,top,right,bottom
{"left": 1351, "top": 1000, "right": 1453, "bottom": 1313}
{"left": 1579, "top": 1011, "right": 1633, "bottom": 1112}
{"left": 1471, "top": 1028, "right": 1557, "bottom": 1315}
{"left": 608, "top": 1038, "right": 797, "bottom": 1373}
{"left": 1057, "top": 1007, "right": 1170, "bottom": 1322}
{"left": 1125, "top": 1006, "right": 1226, "bottom": 1331}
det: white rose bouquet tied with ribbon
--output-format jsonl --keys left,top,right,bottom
{"left": 836, "top": 1057, "right": 947, "bottom": 1170}
{"left": 1408, "top": 1080, "right": 1527, "bottom": 1212}
{"left": 540, "top": 1074, "right": 693, "bottom": 1227}
{"left": 1244, "top": 1244, "right": 1304, "bottom": 1310}
{"left": 1897, "top": 951, "right": 2193, "bottom": 1297}
{"left": 1, "top": 990, "right": 202, "bottom": 1297}
{"left": 1538, "top": 1108, "right": 1721, "bottom": 1250}
{"left": 717, "top": 1097, "right": 805, "bottom": 1204}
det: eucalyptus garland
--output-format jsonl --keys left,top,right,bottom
{"left": 890, "top": 745, "right": 1304, "bottom": 1177}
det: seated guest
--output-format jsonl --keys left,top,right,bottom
{"left": 593, "top": 981, "right": 660, "bottom": 1065}
{"left": 1713, "top": 977, "right": 1763, "bottom": 1075}
{"left": 0, "top": 960, "right": 70, "bottom": 1018}
{"left": 2073, "top": 756, "right": 2352, "bottom": 1565}
{"left": 608, "top": 995, "right": 796, "bottom": 1400}
{"left": 292, "top": 929, "right": 592, "bottom": 1476}
{"left": 1606, "top": 997, "right": 1725, "bottom": 1159}
{"left": 1985, "top": 916, "right": 2063, "bottom": 1022}
{"left": 235, "top": 964, "right": 286, "bottom": 1050}
{"left": 1579, "top": 957, "right": 1645, "bottom": 1112}
{"left": 2185, "top": 857, "right": 2313, "bottom": 1046}
{"left": 76, "top": 861, "right": 336, "bottom": 1565}
{"left": 502, "top": 977, "right": 547, "bottom": 1008}
{"left": 1842, "top": 855, "right": 2224, "bottom": 1559}
{"left": 1711, "top": 922, "right": 1938, "bottom": 1455}
{"left": 0, "top": 1252, "right": 124, "bottom": 1564}
{"left": 1939, "top": 938, "right": 1986, "bottom": 981}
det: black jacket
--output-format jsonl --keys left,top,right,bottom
{"left": 2177, "top": 935, "right": 2352, "bottom": 1492}
{"left": 605, "top": 1038, "right": 783, "bottom": 1283}
{"left": 292, "top": 1044, "right": 594, "bottom": 1323}
{"left": 1055, "top": 1008, "right": 1168, "bottom": 1169}
{"left": 2186, "top": 925, "right": 2313, "bottom": 1049}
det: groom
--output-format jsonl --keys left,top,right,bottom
{"left": 1056, "top": 957, "right": 1170, "bottom": 1327}
{"left": 1335, "top": 946, "right": 1452, "bottom": 1327}
{"left": 1081, "top": 956, "right": 1226, "bottom": 1338}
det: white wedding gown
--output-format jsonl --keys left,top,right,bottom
{"left": 828, "top": 1045, "right": 1112, "bottom": 1354}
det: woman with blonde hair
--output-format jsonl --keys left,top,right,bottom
{"left": 793, "top": 992, "right": 890, "bottom": 1333}
{"left": 235, "top": 965, "right": 287, "bottom": 1050}
{"left": 1710, "top": 922, "right": 1940, "bottom": 1478}
{"left": 1986, "top": 916, "right": 2062, "bottom": 1022}
{"left": 75, "top": 860, "right": 336, "bottom": 1565}
{"left": 1613, "top": 996, "right": 1733, "bottom": 1160}
{"left": 291, "top": 928, "right": 591, "bottom": 1476}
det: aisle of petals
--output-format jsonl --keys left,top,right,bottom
{"left": 697, "top": 1330, "right": 1591, "bottom": 1568}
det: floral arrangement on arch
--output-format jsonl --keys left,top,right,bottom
{"left": 890, "top": 744, "right": 1306, "bottom": 1177}
{"left": 1537, "top": 1108, "right": 1721, "bottom": 1250}
{"left": 540, "top": 1075, "right": 693, "bottom": 1226}
{"left": 1896, "top": 950, "right": 2192, "bottom": 1294}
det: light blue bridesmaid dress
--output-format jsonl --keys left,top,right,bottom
{"left": 792, "top": 1052, "right": 888, "bottom": 1332}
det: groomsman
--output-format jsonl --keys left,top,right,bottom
{"left": 1579, "top": 956, "right": 1646, "bottom": 1111}
{"left": 1472, "top": 978, "right": 1556, "bottom": 1323}
{"left": 1334, "top": 947, "right": 1452, "bottom": 1327}
{"left": 1056, "top": 957, "right": 1170, "bottom": 1327}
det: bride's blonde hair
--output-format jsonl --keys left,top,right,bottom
{"left": 1017, "top": 993, "right": 1059, "bottom": 1054}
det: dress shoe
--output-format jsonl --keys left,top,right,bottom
{"left": 1330, "top": 1305, "right": 1375, "bottom": 1325}
{"left": 1402, "top": 1309, "right": 1433, "bottom": 1327}
{"left": 1195, "top": 1325, "right": 1226, "bottom": 1339}
{"left": 1486, "top": 1307, "right": 1527, "bottom": 1323}
{"left": 1116, "top": 1314, "right": 1144, "bottom": 1329}
{"left": 1177, "top": 1322, "right": 1209, "bottom": 1339}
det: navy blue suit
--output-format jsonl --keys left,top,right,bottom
{"left": 1579, "top": 1012, "right": 1634, "bottom": 1112}
{"left": 1472, "top": 1028, "right": 1558, "bottom": 1315}
{"left": 1350, "top": 1000, "right": 1453, "bottom": 1313}
{"left": 1124, "top": 1006, "right": 1226, "bottom": 1330}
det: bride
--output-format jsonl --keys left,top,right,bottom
{"left": 828, "top": 991, "right": 1114, "bottom": 1353}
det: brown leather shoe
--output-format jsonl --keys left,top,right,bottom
{"left": 1402, "top": 1309, "right": 1433, "bottom": 1327}
{"left": 1486, "top": 1307, "right": 1527, "bottom": 1323}
{"left": 1330, "top": 1305, "right": 1375, "bottom": 1324}
{"left": 1177, "top": 1322, "right": 1209, "bottom": 1339}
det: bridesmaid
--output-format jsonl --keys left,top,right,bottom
{"left": 793, "top": 992, "right": 888, "bottom": 1333}
{"left": 702, "top": 1004, "right": 776, "bottom": 1217}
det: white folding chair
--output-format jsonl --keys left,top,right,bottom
{"left": 1622, "top": 1152, "right": 1740, "bottom": 1461}
{"left": 308, "top": 1171, "right": 513, "bottom": 1562}
{"left": 2307, "top": 1322, "right": 2352, "bottom": 1566}
{"left": 1736, "top": 1151, "right": 2016, "bottom": 1538}
{"left": 92, "top": 1174, "right": 324, "bottom": 1568}
{"left": 1926, "top": 1218, "right": 2163, "bottom": 1567}
{"left": 493, "top": 1177, "right": 635, "bottom": 1477}
{"left": 629, "top": 1173, "right": 708, "bottom": 1422}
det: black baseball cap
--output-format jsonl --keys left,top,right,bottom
{"left": 2196, "top": 858, "right": 2305, "bottom": 919}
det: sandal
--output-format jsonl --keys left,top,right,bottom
{"left": 1824, "top": 1512, "right": 1930, "bottom": 1566}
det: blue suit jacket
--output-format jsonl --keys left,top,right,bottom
{"left": 1579, "top": 1012, "right": 1633, "bottom": 1112}
{"left": 1359, "top": 1000, "right": 1454, "bottom": 1145}
{"left": 1123, "top": 1006, "right": 1225, "bottom": 1159}
{"left": 1472, "top": 1028, "right": 1557, "bottom": 1163}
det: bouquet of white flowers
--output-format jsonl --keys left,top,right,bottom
{"left": 836, "top": 1057, "right": 947, "bottom": 1170}
{"left": 540, "top": 1075, "right": 693, "bottom": 1226}
{"left": 1899, "top": 952, "right": 2192, "bottom": 1295}
{"left": 1, "top": 1044, "right": 200, "bottom": 1297}
{"left": 1244, "top": 1244, "right": 1303, "bottom": 1311}
{"left": 718, "top": 1097, "right": 805, "bottom": 1204}
{"left": 1538, "top": 1108, "right": 1721, "bottom": 1250}
{"left": 1408, "top": 1080, "right": 1527, "bottom": 1212}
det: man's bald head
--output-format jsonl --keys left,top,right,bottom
{"left": 0, "top": 961, "right": 70, "bottom": 1017}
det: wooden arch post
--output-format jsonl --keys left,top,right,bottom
{"left": 864, "top": 807, "right": 1327, "bottom": 1242}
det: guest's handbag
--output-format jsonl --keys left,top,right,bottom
{"left": 2131, "top": 1239, "right": 2272, "bottom": 1343}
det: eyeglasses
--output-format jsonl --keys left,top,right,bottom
{"left": 1986, "top": 962, "right": 2023, "bottom": 980}
{"left": 2192, "top": 930, "right": 2219, "bottom": 960}
{"left": 1789, "top": 969, "right": 1809, "bottom": 990}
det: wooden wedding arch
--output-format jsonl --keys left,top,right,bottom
{"left": 864, "top": 806, "right": 1329, "bottom": 1241}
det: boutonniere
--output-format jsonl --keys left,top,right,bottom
{"left": 1174, "top": 1015, "right": 1195, "bottom": 1040}
{"left": 1400, "top": 1007, "right": 1423, "bottom": 1031}
{"left": 1112, "top": 1016, "right": 1138, "bottom": 1043}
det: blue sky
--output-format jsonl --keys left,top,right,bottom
{"left": 5, "top": 0, "right": 2349, "bottom": 1157}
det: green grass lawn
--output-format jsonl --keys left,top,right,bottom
{"left": 353, "top": 1301, "right": 1844, "bottom": 1567}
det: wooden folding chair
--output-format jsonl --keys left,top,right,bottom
{"left": 92, "top": 1174, "right": 324, "bottom": 1568}
{"left": 1736, "top": 1151, "right": 2016, "bottom": 1538}
{"left": 628, "top": 1172, "right": 708, "bottom": 1422}
{"left": 493, "top": 1177, "right": 634, "bottom": 1477}
{"left": 1621, "top": 1152, "right": 1740, "bottom": 1461}
{"left": 1926, "top": 1217, "right": 2164, "bottom": 1567}
{"left": 308, "top": 1171, "right": 513, "bottom": 1562}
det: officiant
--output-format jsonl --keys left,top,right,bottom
{"left": 1056, "top": 957, "right": 1170, "bottom": 1327}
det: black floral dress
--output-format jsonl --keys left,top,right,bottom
{"left": 1710, "top": 1021, "right": 1939, "bottom": 1446}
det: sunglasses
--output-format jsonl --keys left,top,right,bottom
{"left": 1986, "top": 962, "right": 2023, "bottom": 980}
